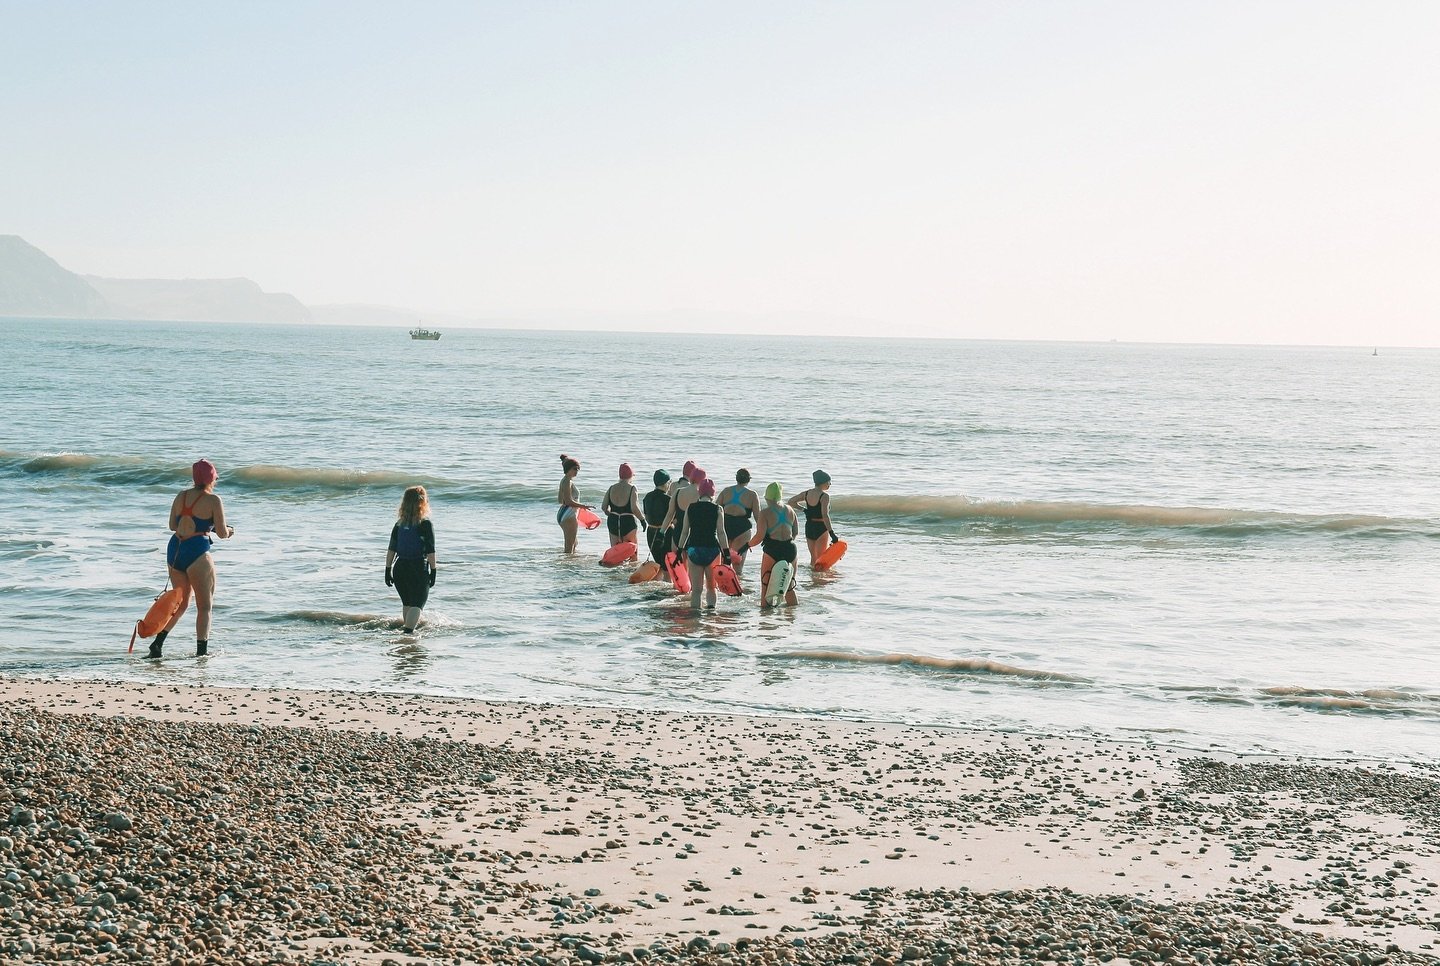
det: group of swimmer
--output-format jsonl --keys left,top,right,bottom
{"left": 141, "top": 455, "right": 838, "bottom": 660}
{"left": 556, "top": 454, "right": 840, "bottom": 611}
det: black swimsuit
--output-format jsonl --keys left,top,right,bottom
{"left": 723, "top": 487, "right": 755, "bottom": 542}
{"left": 604, "top": 484, "right": 640, "bottom": 537}
{"left": 669, "top": 488, "right": 692, "bottom": 552}
{"left": 643, "top": 488, "right": 671, "bottom": 559}
{"left": 803, "top": 492, "right": 827, "bottom": 541}
{"left": 762, "top": 506, "right": 798, "bottom": 564}
{"left": 685, "top": 501, "right": 723, "bottom": 566}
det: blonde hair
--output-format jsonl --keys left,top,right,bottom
{"left": 398, "top": 486, "right": 429, "bottom": 526}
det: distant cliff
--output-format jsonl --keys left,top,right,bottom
{"left": 84, "top": 276, "right": 310, "bottom": 323}
{"left": 0, "top": 235, "right": 109, "bottom": 318}
{"left": 0, "top": 235, "right": 310, "bottom": 323}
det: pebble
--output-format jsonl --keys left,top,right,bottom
{"left": 0, "top": 697, "right": 1433, "bottom": 966}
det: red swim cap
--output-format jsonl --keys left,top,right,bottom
{"left": 698, "top": 478, "right": 716, "bottom": 497}
{"left": 619, "top": 463, "right": 633, "bottom": 479}
{"left": 192, "top": 459, "right": 217, "bottom": 487}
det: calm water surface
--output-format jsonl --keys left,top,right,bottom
{"left": 2, "top": 319, "right": 1437, "bottom": 760}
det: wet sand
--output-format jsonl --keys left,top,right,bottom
{"left": 1, "top": 677, "right": 1436, "bottom": 964}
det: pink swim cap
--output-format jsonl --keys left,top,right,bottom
{"left": 619, "top": 463, "right": 633, "bottom": 479}
{"left": 192, "top": 459, "right": 217, "bottom": 487}
{"left": 683, "top": 460, "right": 696, "bottom": 477}
{"left": 698, "top": 478, "right": 716, "bottom": 497}
{"left": 689, "top": 465, "right": 706, "bottom": 483}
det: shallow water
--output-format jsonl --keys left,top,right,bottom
{"left": 2, "top": 319, "right": 1437, "bottom": 759}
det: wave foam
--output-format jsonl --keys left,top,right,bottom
{"left": 2, "top": 450, "right": 1429, "bottom": 537}
{"left": 1182, "top": 684, "right": 1440, "bottom": 718}
{"left": 271, "top": 610, "right": 402, "bottom": 628}
{"left": 771, "top": 649, "right": 1088, "bottom": 683}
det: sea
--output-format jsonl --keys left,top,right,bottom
{"left": 2, "top": 318, "right": 1437, "bottom": 761}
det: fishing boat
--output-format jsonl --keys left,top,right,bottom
{"left": 409, "top": 327, "right": 441, "bottom": 341}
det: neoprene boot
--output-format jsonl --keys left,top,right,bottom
{"left": 196, "top": 639, "right": 208, "bottom": 657}
{"left": 145, "top": 630, "right": 168, "bottom": 659}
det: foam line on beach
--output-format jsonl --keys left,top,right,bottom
{"left": 770, "top": 649, "right": 1090, "bottom": 683}
{"left": 1174, "top": 683, "right": 1440, "bottom": 718}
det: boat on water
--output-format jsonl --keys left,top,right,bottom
{"left": 410, "top": 327, "right": 441, "bottom": 341}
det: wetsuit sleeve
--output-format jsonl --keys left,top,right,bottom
{"left": 419, "top": 520, "right": 436, "bottom": 554}
{"left": 388, "top": 523, "right": 400, "bottom": 552}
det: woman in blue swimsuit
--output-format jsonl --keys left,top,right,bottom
{"left": 150, "top": 459, "right": 233, "bottom": 658}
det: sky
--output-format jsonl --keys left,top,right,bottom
{"left": 2, "top": 1, "right": 1438, "bottom": 344}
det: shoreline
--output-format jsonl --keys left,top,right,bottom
{"left": 9, "top": 668, "right": 1435, "bottom": 770}
{"left": 2, "top": 676, "right": 1436, "bottom": 963}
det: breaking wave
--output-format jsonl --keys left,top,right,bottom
{"left": 3, "top": 450, "right": 1431, "bottom": 538}
{"left": 833, "top": 495, "right": 1422, "bottom": 536}
{"left": 0, "top": 450, "right": 546, "bottom": 503}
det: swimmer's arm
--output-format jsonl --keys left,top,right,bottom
{"left": 660, "top": 494, "right": 679, "bottom": 532}
{"left": 167, "top": 494, "right": 181, "bottom": 533}
{"left": 818, "top": 492, "right": 831, "bottom": 528}
{"left": 677, "top": 516, "right": 691, "bottom": 550}
{"left": 786, "top": 491, "right": 806, "bottom": 510}
{"left": 211, "top": 497, "right": 234, "bottom": 539}
{"left": 385, "top": 548, "right": 397, "bottom": 569}
{"left": 748, "top": 511, "right": 768, "bottom": 549}
{"left": 715, "top": 513, "right": 726, "bottom": 550}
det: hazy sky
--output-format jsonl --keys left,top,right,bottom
{"left": 3, "top": 2, "right": 1438, "bottom": 344}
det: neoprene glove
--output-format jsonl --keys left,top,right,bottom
{"left": 722, "top": 549, "right": 733, "bottom": 566}
{"left": 428, "top": 568, "right": 436, "bottom": 588}
{"left": 384, "top": 567, "right": 393, "bottom": 587}
{"left": 829, "top": 529, "right": 839, "bottom": 542}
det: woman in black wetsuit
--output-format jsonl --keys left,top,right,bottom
{"left": 678, "top": 477, "right": 729, "bottom": 610}
{"left": 385, "top": 485, "right": 437, "bottom": 635}
{"left": 602, "top": 464, "right": 643, "bottom": 547}
{"left": 643, "top": 470, "right": 673, "bottom": 574}
{"left": 788, "top": 470, "right": 838, "bottom": 567}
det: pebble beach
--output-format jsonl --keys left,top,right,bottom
{"left": 2, "top": 678, "right": 1435, "bottom": 964}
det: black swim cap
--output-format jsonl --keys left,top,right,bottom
{"left": 813, "top": 470, "right": 831, "bottom": 485}
{"left": 654, "top": 469, "right": 671, "bottom": 486}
